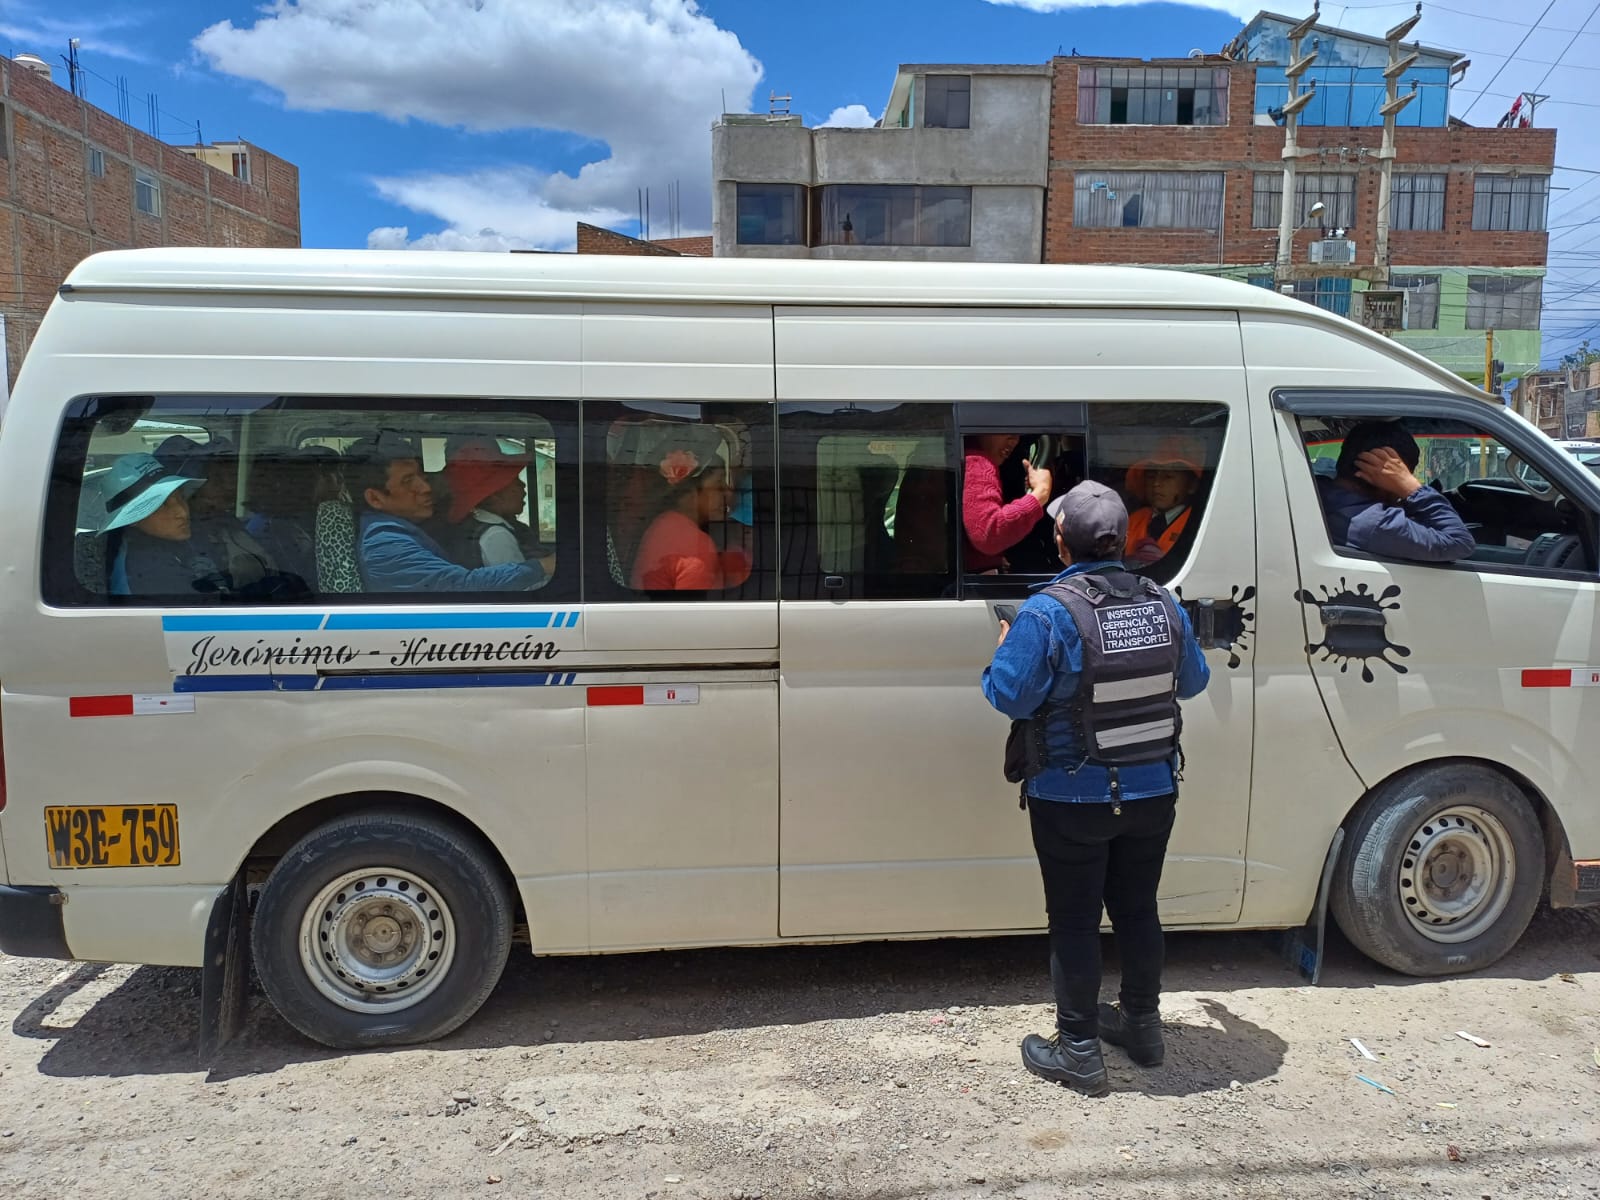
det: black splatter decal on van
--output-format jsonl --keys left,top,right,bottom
{"left": 1175, "top": 585, "right": 1257, "bottom": 670}
{"left": 1295, "top": 580, "right": 1411, "bottom": 683}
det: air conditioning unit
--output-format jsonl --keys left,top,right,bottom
{"left": 1355, "top": 288, "right": 1409, "bottom": 332}
{"left": 1308, "top": 238, "right": 1357, "bottom": 265}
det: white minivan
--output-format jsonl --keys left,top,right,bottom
{"left": 0, "top": 249, "right": 1595, "bottom": 1052}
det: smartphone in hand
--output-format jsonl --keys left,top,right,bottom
{"left": 995, "top": 604, "right": 1018, "bottom": 625}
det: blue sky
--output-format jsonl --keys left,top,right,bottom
{"left": 3, "top": 0, "right": 1597, "bottom": 363}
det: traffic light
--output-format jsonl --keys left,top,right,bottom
{"left": 1489, "top": 358, "right": 1505, "bottom": 392}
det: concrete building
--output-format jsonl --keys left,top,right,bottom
{"left": 711, "top": 64, "right": 1051, "bottom": 262}
{"left": 1047, "top": 12, "right": 1555, "bottom": 384}
{"left": 1, "top": 54, "right": 300, "bottom": 391}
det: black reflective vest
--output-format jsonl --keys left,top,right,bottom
{"left": 1005, "top": 570, "right": 1185, "bottom": 786}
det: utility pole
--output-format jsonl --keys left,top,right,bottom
{"left": 1373, "top": 4, "right": 1421, "bottom": 278}
{"left": 1484, "top": 327, "right": 1495, "bottom": 392}
{"left": 1274, "top": 6, "right": 1322, "bottom": 285}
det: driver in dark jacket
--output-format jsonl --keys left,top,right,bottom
{"left": 1318, "top": 422, "right": 1476, "bottom": 563}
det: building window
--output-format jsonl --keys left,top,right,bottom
{"left": 1472, "top": 174, "right": 1549, "bottom": 232}
{"left": 1466, "top": 275, "right": 1542, "bottom": 330}
{"left": 135, "top": 171, "right": 161, "bottom": 217}
{"left": 1286, "top": 276, "right": 1353, "bottom": 318}
{"left": 923, "top": 75, "right": 971, "bottom": 129}
{"left": 1252, "top": 172, "right": 1356, "bottom": 229}
{"left": 1247, "top": 273, "right": 1275, "bottom": 289}
{"left": 1389, "top": 274, "right": 1440, "bottom": 329}
{"left": 1073, "top": 171, "right": 1224, "bottom": 229}
{"left": 88, "top": 147, "right": 106, "bottom": 178}
{"left": 231, "top": 151, "right": 251, "bottom": 183}
{"left": 735, "top": 183, "right": 806, "bottom": 246}
{"left": 814, "top": 185, "right": 972, "bottom": 248}
{"left": 1389, "top": 173, "right": 1445, "bottom": 231}
{"left": 1077, "top": 66, "right": 1229, "bottom": 126}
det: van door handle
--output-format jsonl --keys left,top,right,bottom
{"left": 1194, "top": 598, "right": 1217, "bottom": 649}
{"left": 1318, "top": 604, "right": 1387, "bottom": 629}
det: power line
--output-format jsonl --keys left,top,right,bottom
{"left": 1459, "top": 0, "right": 1560, "bottom": 122}
{"left": 1527, "top": 1, "right": 1600, "bottom": 99}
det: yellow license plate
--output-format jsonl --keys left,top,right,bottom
{"left": 45, "top": 805, "right": 180, "bottom": 869}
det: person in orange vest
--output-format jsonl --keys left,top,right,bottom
{"left": 1124, "top": 439, "right": 1204, "bottom": 569}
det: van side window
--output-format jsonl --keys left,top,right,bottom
{"left": 584, "top": 401, "right": 775, "bottom": 601}
{"left": 778, "top": 403, "right": 957, "bottom": 600}
{"left": 43, "top": 394, "right": 578, "bottom": 607}
{"left": 1295, "top": 415, "right": 1595, "bottom": 576}
{"left": 1087, "top": 402, "right": 1228, "bottom": 585}
{"left": 957, "top": 401, "right": 1228, "bottom": 591}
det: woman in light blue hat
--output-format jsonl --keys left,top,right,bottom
{"left": 100, "top": 453, "right": 225, "bottom": 597}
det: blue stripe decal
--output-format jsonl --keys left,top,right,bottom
{"left": 163, "top": 612, "right": 581, "bottom": 633}
{"left": 163, "top": 615, "right": 324, "bottom": 632}
{"left": 174, "top": 672, "right": 576, "bottom": 693}
{"left": 322, "top": 612, "right": 575, "bottom": 631}
{"left": 174, "top": 675, "right": 315, "bottom": 693}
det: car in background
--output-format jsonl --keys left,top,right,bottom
{"left": 1555, "top": 440, "right": 1600, "bottom": 475}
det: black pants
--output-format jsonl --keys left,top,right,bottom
{"left": 1027, "top": 794, "right": 1177, "bottom": 1040}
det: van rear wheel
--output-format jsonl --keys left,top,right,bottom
{"left": 253, "top": 812, "right": 512, "bottom": 1049}
{"left": 1331, "top": 764, "right": 1544, "bottom": 976}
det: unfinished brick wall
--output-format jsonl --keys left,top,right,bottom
{"left": 1, "top": 57, "right": 301, "bottom": 388}
{"left": 1043, "top": 57, "right": 1556, "bottom": 275}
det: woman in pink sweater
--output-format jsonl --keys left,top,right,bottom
{"left": 962, "top": 434, "right": 1053, "bottom": 573}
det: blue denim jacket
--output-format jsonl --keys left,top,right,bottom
{"left": 981, "top": 561, "right": 1211, "bottom": 804}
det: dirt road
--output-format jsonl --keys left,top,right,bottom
{"left": 0, "top": 908, "right": 1596, "bottom": 1199}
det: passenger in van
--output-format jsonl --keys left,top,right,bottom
{"left": 350, "top": 435, "right": 546, "bottom": 592}
{"left": 441, "top": 437, "right": 553, "bottom": 583}
{"left": 246, "top": 447, "right": 344, "bottom": 585}
{"left": 963, "top": 434, "right": 1052, "bottom": 573}
{"left": 1124, "top": 439, "right": 1203, "bottom": 570}
{"left": 631, "top": 441, "right": 751, "bottom": 591}
{"left": 99, "top": 453, "right": 230, "bottom": 597}
{"left": 1318, "top": 422, "right": 1476, "bottom": 564}
{"left": 154, "top": 436, "right": 278, "bottom": 591}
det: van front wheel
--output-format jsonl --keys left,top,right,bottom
{"left": 253, "top": 812, "right": 513, "bottom": 1049}
{"left": 1330, "top": 765, "right": 1544, "bottom": 976}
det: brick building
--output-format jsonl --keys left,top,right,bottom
{"left": 1, "top": 54, "right": 300, "bottom": 390}
{"left": 574, "top": 222, "right": 712, "bottom": 256}
{"left": 1048, "top": 12, "right": 1554, "bottom": 382}
{"left": 710, "top": 10, "right": 1556, "bottom": 383}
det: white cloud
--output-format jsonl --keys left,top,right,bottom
{"left": 367, "top": 167, "right": 632, "bottom": 253}
{"left": 1, "top": 2, "right": 152, "bottom": 62}
{"left": 983, "top": 0, "right": 1259, "bottom": 20}
{"left": 820, "top": 104, "right": 878, "bottom": 128}
{"left": 194, "top": 0, "right": 761, "bottom": 248}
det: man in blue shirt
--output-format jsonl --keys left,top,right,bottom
{"left": 350, "top": 435, "right": 544, "bottom": 593}
{"left": 1318, "top": 422, "right": 1476, "bottom": 563}
{"left": 983, "top": 481, "right": 1209, "bottom": 1096}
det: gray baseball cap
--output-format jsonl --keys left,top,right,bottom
{"left": 1046, "top": 480, "right": 1128, "bottom": 550}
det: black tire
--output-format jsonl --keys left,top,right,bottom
{"left": 253, "top": 811, "right": 512, "bottom": 1049}
{"left": 1330, "top": 764, "right": 1544, "bottom": 977}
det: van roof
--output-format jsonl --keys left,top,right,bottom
{"left": 58, "top": 248, "right": 1476, "bottom": 395}
{"left": 60, "top": 247, "right": 1328, "bottom": 312}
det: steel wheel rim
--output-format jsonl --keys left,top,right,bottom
{"left": 297, "top": 867, "right": 456, "bottom": 1013}
{"left": 1398, "top": 805, "right": 1515, "bottom": 943}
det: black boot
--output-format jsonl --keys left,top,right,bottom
{"left": 1098, "top": 1002, "right": 1164, "bottom": 1067}
{"left": 1020, "top": 1032, "right": 1109, "bottom": 1096}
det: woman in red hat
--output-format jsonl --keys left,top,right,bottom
{"left": 443, "top": 438, "right": 552, "bottom": 584}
